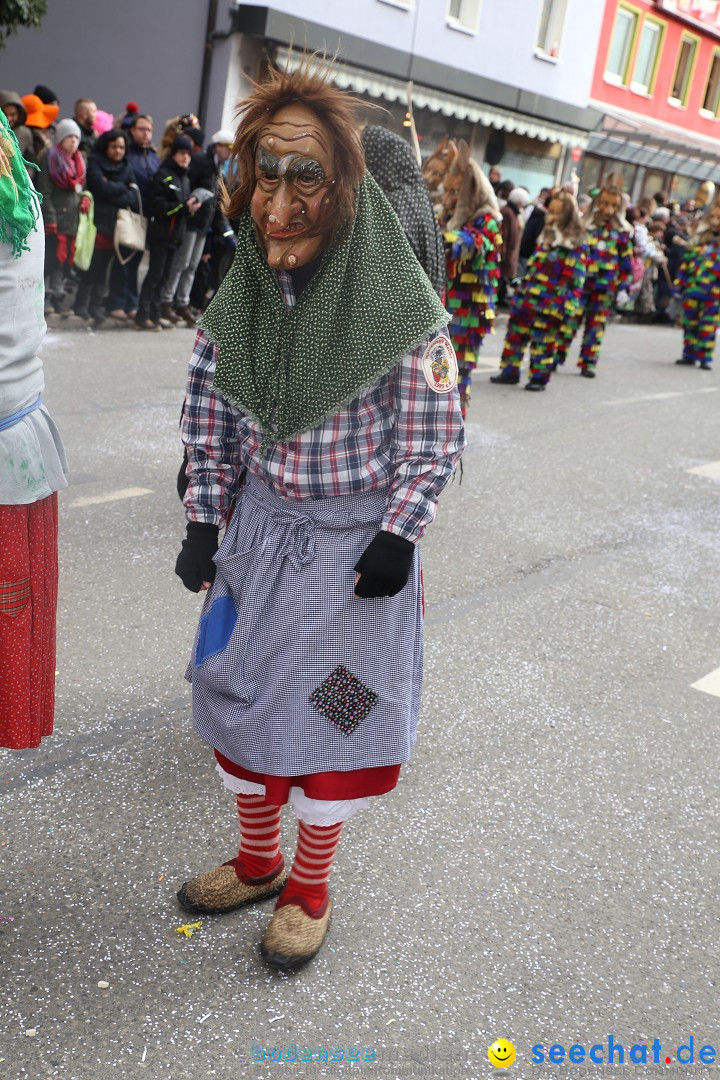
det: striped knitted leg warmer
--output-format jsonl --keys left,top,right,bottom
{"left": 276, "top": 821, "right": 343, "bottom": 919}
{"left": 228, "top": 793, "right": 283, "bottom": 883}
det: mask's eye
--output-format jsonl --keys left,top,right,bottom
{"left": 256, "top": 147, "right": 280, "bottom": 187}
{"left": 289, "top": 157, "right": 326, "bottom": 193}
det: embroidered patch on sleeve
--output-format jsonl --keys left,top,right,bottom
{"left": 309, "top": 665, "right": 378, "bottom": 735}
{"left": 421, "top": 334, "right": 458, "bottom": 394}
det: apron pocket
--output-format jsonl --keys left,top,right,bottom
{"left": 194, "top": 593, "right": 238, "bottom": 666}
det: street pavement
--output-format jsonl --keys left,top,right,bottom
{"left": 1, "top": 314, "right": 720, "bottom": 1079}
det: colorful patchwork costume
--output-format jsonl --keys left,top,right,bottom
{"left": 557, "top": 185, "right": 633, "bottom": 376}
{"left": 445, "top": 212, "right": 502, "bottom": 411}
{"left": 431, "top": 139, "right": 502, "bottom": 415}
{"left": 493, "top": 193, "right": 588, "bottom": 389}
{"left": 675, "top": 216, "right": 720, "bottom": 369}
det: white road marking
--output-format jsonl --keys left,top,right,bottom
{"left": 686, "top": 460, "right": 720, "bottom": 479}
{"left": 603, "top": 387, "right": 720, "bottom": 406}
{"left": 68, "top": 487, "right": 153, "bottom": 508}
{"left": 691, "top": 667, "right": 720, "bottom": 698}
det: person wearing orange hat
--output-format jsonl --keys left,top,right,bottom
{"left": 21, "top": 93, "right": 58, "bottom": 163}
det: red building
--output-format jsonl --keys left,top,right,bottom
{"left": 585, "top": 0, "right": 720, "bottom": 202}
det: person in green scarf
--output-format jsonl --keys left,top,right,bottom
{"left": 174, "top": 62, "right": 465, "bottom": 970}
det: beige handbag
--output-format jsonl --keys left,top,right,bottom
{"left": 114, "top": 183, "right": 147, "bottom": 265}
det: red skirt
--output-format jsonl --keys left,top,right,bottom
{"left": 214, "top": 749, "right": 401, "bottom": 804}
{"left": 0, "top": 494, "right": 59, "bottom": 749}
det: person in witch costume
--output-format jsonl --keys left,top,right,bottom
{"left": 490, "top": 190, "right": 587, "bottom": 391}
{"left": 556, "top": 178, "right": 633, "bottom": 378}
{"left": 438, "top": 140, "right": 502, "bottom": 415}
{"left": 674, "top": 196, "right": 720, "bottom": 371}
{"left": 174, "top": 64, "right": 465, "bottom": 970}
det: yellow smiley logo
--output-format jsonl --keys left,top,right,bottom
{"left": 488, "top": 1040, "right": 517, "bottom": 1068}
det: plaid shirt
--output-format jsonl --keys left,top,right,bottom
{"left": 181, "top": 271, "right": 465, "bottom": 542}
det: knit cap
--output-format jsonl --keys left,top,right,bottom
{"left": 55, "top": 118, "right": 81, "bottom": 144}
{"left": 171, "top": 135, "right": 193, "bottom": 154}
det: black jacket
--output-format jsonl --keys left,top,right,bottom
{"left": 520, "top": 206, "right": 547, "bottom": 260}
{"left": 147, "top": 158, "right": 191, "bottom": 247}
{"left": 186, "top": 148, "right": 217, "bottom": 233}
{"left": 86, "top": 148, "right": 137, "bottom": 236}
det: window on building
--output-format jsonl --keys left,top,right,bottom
{"left": 536, "top": 0, "right": 569, "bottom": 59}
{"left": 605, "top": 4, "right": 640, "bottom": 85}
{"left": 670, "top": 33, "right": 699, "bottom": 105}
{"left": 631, "top": 17, "right": 664, "bottom": 94}
{"left": 447, "top": 0, "right": 481, "bottom": 33}
{"left": 702, "top": 50, "right": 720, "bottom": 115}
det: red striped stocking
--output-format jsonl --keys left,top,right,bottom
{"left": 228, "top": 792, "right": 283, "bottom": 883}
{"left": 276, "top": 820, "right": 343, "bottom": 918}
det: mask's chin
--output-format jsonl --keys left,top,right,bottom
{"left": 260, "top": 233, "right": 327, "bottom": 270}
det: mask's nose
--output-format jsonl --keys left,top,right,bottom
{"left": 266, "top": 183, "right": 295, "bottom": 229}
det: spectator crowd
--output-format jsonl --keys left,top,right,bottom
{"left": 0, "top": 83, "right": 238, "bottom": 330}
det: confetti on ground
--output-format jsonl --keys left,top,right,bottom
{"left": 175, "top": 920, "right": 202, "bottom": 938}
{"left": 97, "top": 981, "right": 110, "bottom": 989}
{"left": 0, "top": 916, "right": 15, "bottom": 922}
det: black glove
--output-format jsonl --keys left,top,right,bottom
{"left": 354, "top": 530, "right": 415, "bottom": 599}
{"left": 175, "top": 521, "right": 219, "bottom": 593}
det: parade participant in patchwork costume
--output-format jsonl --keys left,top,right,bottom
{"left": 0, "top": 110, "right": 68, "bottom": 749}
{"left": 674, "top": 196, "right": 720, "bottom": 370}
{"left": 490, "top": 190, "right": 587, "bottom": 391}
{"left": 560, "top": 178, "right": 633, "bottom": 378}
{"left": 174, "top": 64, "right": 465, "bottom": 970}
{"left": 440, "top": 140, "right": 502, "bottom": 415}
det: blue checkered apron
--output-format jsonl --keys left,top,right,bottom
{"left": 187, "top": 474, "right": 423, "bottom": 775}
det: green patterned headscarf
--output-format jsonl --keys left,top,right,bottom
{"left": 199, "top": 172, "right": 449, "bottom": 443}
{"left": 0, "top": 110, "right": 40, "bottom": 258}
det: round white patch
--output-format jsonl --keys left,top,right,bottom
{"left": 421, "top": 335, "right": 458, "bottom": 394}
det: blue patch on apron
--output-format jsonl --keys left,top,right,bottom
{"left": 194, "top": 593, "right": 238, "bottom": 666}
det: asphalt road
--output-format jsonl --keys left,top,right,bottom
{"left": 1, "top": 314, "right": 720, "bottom": 1080}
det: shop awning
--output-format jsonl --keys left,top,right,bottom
{"left": 276, "top": 48, "right": 589, "bottom": 149}
{"left": 587, "top": 102, "right": 720, "bottom": 181}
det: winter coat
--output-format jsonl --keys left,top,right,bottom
{"left": 127, "top": 141, "right": 160, "bottom": 209}
{"left": 85, "top": 148, "right": 138, "bottom": 236}
{"left": 77, "top": 121, "right": 96, "bottom": 160}
{"left": 520, "top": 205, "right": 547, "bottom": 261}
{"left": 146, "top": 158, "right": 191, "bottom": 248}
{"left": 500, "top": 202, "right": 523, "bottom": 280}
{"left": 36, "top": 163, "right": 82, "bottom": 237}
{"left": 186, "top": 148, "right": 217, "bottom": 233}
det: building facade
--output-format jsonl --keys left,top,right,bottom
{"left": 217, "top": 0, "right": 606, "bottom": 194}
{"left": 587, "top": 0, "right": 720, "bottom": 202}
{"left": 0, "top": 0, "right": 606, "bottom": 197}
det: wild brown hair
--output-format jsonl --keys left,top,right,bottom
{"left": 538, "top": 189, "right": 586, "bottom": 249}
{"left": 222, "top": 60, "right": 366, "bottom": 242}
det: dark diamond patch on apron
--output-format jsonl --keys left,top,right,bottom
{"left": 310, "top": 666, "right": 378, "bottom": 735}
